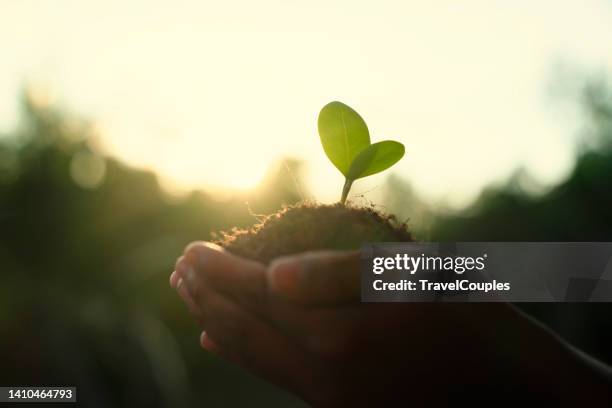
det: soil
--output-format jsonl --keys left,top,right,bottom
{"left": 216, "top": 202, "right": 413, "bottom": 264}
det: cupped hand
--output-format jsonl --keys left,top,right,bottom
{"left": 170, "top": 242, "right": 610, "bottom": 406}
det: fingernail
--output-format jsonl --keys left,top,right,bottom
{"left": 176, "top": 259, "right": 187, "bottom": 276}
{"left": 184, "top": 266, "right": 197, "bottom": 286}
{"left": 176, "top": 277, "right": 184, "bottom": 290}
{"left": 200, "top": 331, "right": 218, "bottom": 353}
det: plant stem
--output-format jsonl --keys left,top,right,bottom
{"left": 340, "top": 178, "right": 353, "bottom": 204}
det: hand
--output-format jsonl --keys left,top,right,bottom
{"left": 171, "top": 242, "right": 611, "bottom": 406}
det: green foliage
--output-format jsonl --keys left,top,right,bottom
{"left": 317, "top": 101, "right": 404, "bottom": 203}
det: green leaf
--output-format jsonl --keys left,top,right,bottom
{"left": 346, "top": 140, "right": 405, "bottom": 181}
{"left": 318, "top": 101, "right": 370, "bottom": 176}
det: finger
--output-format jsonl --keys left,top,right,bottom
{"left": 185, "top": 275, "right": 315, "bottom": 399}
{"left": 182, "top": 242, "right": 301, "bottom": 341}
{"left": 170, "top": 255, "right": 187, "bottom": 289}
{"left": 174, "top": 256, "right": 204, "bottom": 321}
{"left": 267, "top": 250, "right": 361, "bottom": 306}
{"left": 183, "top": 241, "right": 268, "bottom": 306}
{"left": 172, "top": 254, "right": 194, "bottom": 291}
{"left": 169, "top": 270, "right": 179, "bottom": 289}
{"left": 200, "top": 331, "right": 221, "bottom": 353}
{"left": 183, "top": 243, "right": 364, "bottom": 358}
{"left": 182, "top": 243, "right": 331, "bottom": 339}
{"left": 182, "top": 246, "right": 367, "bottom": 361}
{"left": 176, "top": 277, "right": 203, "bottom": 322}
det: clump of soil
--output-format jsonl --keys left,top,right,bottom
{"left": 216, "top": 202, "right": 413, "bottom": 264}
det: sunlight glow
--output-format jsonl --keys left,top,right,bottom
{"left": 1, "top": 1, "right": 612, "bottom": 206}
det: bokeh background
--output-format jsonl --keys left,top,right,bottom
{"left": 1, "top": 1, "right": 612, "bottom": 406}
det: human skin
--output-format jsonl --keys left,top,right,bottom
{"left": 170, "top": 242, "right": 611, "bottom": 407}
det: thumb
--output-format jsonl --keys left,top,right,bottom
{"left": 267, "top": 250, "right": 361, "bottom": 306}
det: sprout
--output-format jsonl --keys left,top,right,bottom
{"left": 318, "top": 101, "right": 405, "bottom": 204}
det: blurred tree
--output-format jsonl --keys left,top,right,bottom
{"left": 0, "top": 87, "right": 307, "bottom": 407}
{"left": 418, "top": 77, "right": 612, "bottom": 366}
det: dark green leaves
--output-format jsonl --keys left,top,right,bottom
{"left": 317, "top": 101, "right": 405, "bottom": 203}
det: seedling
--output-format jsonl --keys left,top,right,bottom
{"left": 318, "top": 101, "right": 405, "bottom": 204}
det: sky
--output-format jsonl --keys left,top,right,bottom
{"left": 1, "top": 0, "right": 612, "bottom": 206}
